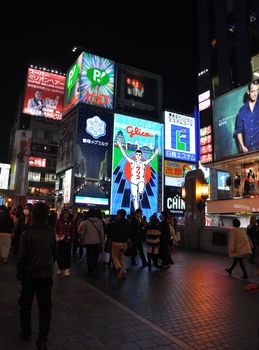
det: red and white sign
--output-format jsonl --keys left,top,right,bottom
{"left": 23, "top": 68, "right": 65, "bottom": 120}
{"left": 29, "top": 157, "right": 46, "bottom": 168}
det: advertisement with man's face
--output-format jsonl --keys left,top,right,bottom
{"left": 80, "top": 52, "right": 115, "bottom": 110}
{"left": 74, "top": 106, "right": 113, "bottom": 208}
{"left": 63, "top": 54, "right": 83, "bottom": 115}
{"left": 56, "top": 111, "right": 77, "bottom": 174}
{"left": 111, "top": 114, "right": 163, "bottom": 218}
{"left": 213, "top": 83, "right": 259, "bottom": 160}
{"left": 23, "top": 68, "right": 65, "bottom": 120}
{"left": 164, "top": 111, "right": 197, "bottom": 162}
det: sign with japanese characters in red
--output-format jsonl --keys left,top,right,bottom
{"left": 29, "top": 157, "right": 46, "bottom": 168}
{"left": 23, "top": 68, "right": 65, "bottom": 120}
{"left": 200, "top": 125, "right": 213, "bottom": 164}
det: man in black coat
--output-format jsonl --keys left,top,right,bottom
{"left": 130, "top": 208, "right": 148, "bottom": 267}
{"left": 16, "top": 202, "right": 56, "bottom": 350}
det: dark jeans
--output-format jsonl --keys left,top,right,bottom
{"left": 131, "top": 238, "right": 147, "bottom": 264}
{"left": 19, "top": 277, "right": 53, "bottom": 342}
{"left": 86, "top": 244, "right": 100, "bottom": 275}
{"left": 57, "top": 240, "right": 71, "bottom": 270}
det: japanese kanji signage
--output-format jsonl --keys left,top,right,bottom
{"left": 23, "top": 68, "right": 65, "bottom": 120}
{"left": 164, "top": 111, "right": 197, "bottom": 162}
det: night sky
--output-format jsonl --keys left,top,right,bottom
{"left": 0, "top": 7, "right": 198, "bottom": 163}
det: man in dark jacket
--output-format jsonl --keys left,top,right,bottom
{"left": 109, "top": 209, "right": 131, "bottom": 278}
{"left": 130, "top": 208, "right": 148, "bottom": 267}
{"left": 16, "top": 202, "right": 56, "bottom": 350}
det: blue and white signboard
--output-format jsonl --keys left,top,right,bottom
{"left": 164, "top": 111, "right": 197, "bottom": 162}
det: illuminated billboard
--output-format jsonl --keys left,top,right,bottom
{"left": 213, "top": 83, "right": 259, "bottom": 160}
{"left": 23, "top": 68, "right": 65, "bottom": 120}
{"left": 29, "top": 157, "right": 46, "bottom": 168}
{"left": 63, "top": 54, "right": 82, "bottom": 115}
{"left": 0, "top": 164, "right": 10, "bottom": 190}
{"left": 74, "top": 106, "right": 113, "bottom": 208}
{"left": 116, "top": 64, "right": 163, "bottom": 120}
{"left": 63, "top": 168, "right": 73, "bottom": 205}
{"left": 111, "top": 114, "right": 163, "bottom": 218}
{"left": 164, "top": 160, "right": 196, "bottom": 187}
{"left": 164, "top": 111, "right": 197, "bottom": 162}
{"left": 164, "top": 186, "right": 185, "bottom": 216}
{"left": 200, "top": 125, "right": 213, "bottom": 164}
{"left": 80, "top": 52, "right": 115, "bottom": 110}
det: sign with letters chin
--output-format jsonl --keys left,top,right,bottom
{"left": 164, "top": 186, "right": 185, "bottom": 215}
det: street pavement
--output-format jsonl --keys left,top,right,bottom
{"left": 1, "top": 248, "right": 259, "bottom": 350}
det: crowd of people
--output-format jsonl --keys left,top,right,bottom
{"left": 0, "top": 203, "right": 180, "bottom": 350}
{"left": 1, "top": 201, "right": 259, "bottom": 350}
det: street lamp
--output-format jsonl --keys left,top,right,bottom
{"left": 181, "top": 185, "right": 186, "bottom": 200}
{"left": 197, "top": 180, "right": 209, "bottom": 211}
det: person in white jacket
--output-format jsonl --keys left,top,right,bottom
{"left": 78, "top": 208, "right": 104, "bottom": 277}
{"left": 225, "top": 218, "right": 253, "bottom": 279}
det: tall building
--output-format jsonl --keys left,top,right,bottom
{"left": 9, "top": 67, "right": 65, "bottom": 207}
{"left": 197, "top": 0, "right": 259, "bottom": 226}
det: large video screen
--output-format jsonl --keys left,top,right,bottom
{"left": 23, "top": 68, "right": 65, "bottom": 120}
{"left": 74, "top": 106, "right": 113, "bottom": 208}
{"left": 217, "top": 171, "right": 230, "bottom": 191}
{"left": 213, "top": 83, "right": 259, "bottom": 160}
{"left": 63, "top": 54, "right": 83, "bottom": 115}
{"left": 164, "top": 111, "right": 197, "bottom": 162}
{"left": 111, "top": 114, "right": 163, "bottom": 218}
{"left": 116, "top": 64, "right": 163, "bottom": 121}
{"left": 80, "top": 52, "right": 115, "bottom": 110}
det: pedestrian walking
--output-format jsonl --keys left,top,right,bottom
{"left": 145, "top": 214, "right": 162, "bottom": 270}
{"left": 159, "top": 211, "right": 172, "bottom": 268}
{"left": 247, "top": 215, "right": 258, "bottom": 264}
{"left": 55, "top": 208, "right": 73, "bottom": 277}
{"left": 130, "top": 208, "right": 148, "bottom": 267}
{"left": 109, "top": 209, "right": 131, "bottom": 279}
{"left": 13, "top": 203, "right": 32, "bottom": 256}
{"left": 225, "top": 218, "right": 253, "bottom": 279}
{"left": 78, "top": 208, "right": 104, "bottom": 277}
{"left": 16, "top": 201, "right": 56, "bottom": 350}
{"left": 0, "top": 204, "right": 14, "bottom": 264}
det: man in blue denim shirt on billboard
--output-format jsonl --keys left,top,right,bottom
{"left": 235, "top": 81, "right": 259, "bottom": 153}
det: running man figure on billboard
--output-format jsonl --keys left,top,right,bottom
{"left": 117, "top": 139, "right": 159, "bottom": 211}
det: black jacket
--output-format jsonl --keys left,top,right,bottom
{"left": 109, "top": 218, "right": 131, "bottom": 243}
{"left": 16, "top": 224, "right": 56, "bottom": 281}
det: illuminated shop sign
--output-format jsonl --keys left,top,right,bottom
{"left": 74, "top": 106, "right": 113, "bottom": 208}
{"left": 198, "top": 90, "right": 211, "bottom": 112}
{"left": 164, "top": 111, "right": 197, "bottom": 162}
{"left": 29, "top": 157, "right": 46, "bottom": 168}
{"left": 111, "top": 114, "right": 163, "bottom": 218}
{"left": 63, "top": 168, "right": 72, "bottom": 205}
{"left": 164, "top": 186, "right": 185, "bottom": 215}
{"left": 23, "top": 68, "right": 65, "bottom": 120}
{"left": 126, "top": 77, "right": 144, "bottom": 98}
{"left": 164, "top": 160, "right": 196, "bottom": 187}
{"left": 80, "top": 52, "right": 115, "bottom": 109}
{"left": 200, "top": 125, "right": 213, "bottom": 164}
{"left": 0, "top": 163, "right": 10, "bottom": 190}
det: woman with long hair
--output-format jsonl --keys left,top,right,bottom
{"left": 0, "top": 205, "right": 14, "bottom": 263}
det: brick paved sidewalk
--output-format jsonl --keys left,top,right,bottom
{"left": 1, "top": 249, "right": 259, "bottom": 350}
